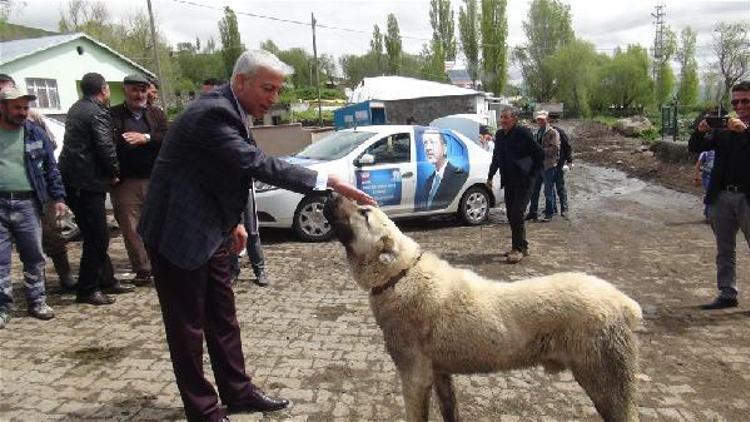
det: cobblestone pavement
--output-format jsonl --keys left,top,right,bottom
{"left": 1, "top": 163, "right": 748, "bottom": 422}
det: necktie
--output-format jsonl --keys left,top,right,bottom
{"left": 428, "top": 173, "right": 441, "bottom": 208}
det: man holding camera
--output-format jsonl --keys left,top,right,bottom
{"left": 689, "top": 80, "right": 750, "bottom": 310}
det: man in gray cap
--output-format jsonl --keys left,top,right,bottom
{"left": 110, "top": 74, "right": 169, "bottom": 286}
{"left": 0, "top": 87, "right": 67, "bottom": 328}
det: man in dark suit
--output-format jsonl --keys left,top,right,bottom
{"left": 486, "top": 108, "right": 544, "bottom": 264}
{"left": 138, "top": 50, "right": 375, "bottom": 422}
{"left": 418, "top": 132, "right": 468, "bottom": 210}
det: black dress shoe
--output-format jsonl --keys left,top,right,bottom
{"left": 102, "top": 282, "right": 136, "bottom": 294}
{"left": 253, "top": 272, "right": 269, "bottom": 287}
{"left": 700, "top": 296, "right": 738, "bottom": 310}
{"left": 227, "top": 388, "right": 289, "bottom": 413}
{"left": 76, "top": 291, "right": 116, "bottom": 305}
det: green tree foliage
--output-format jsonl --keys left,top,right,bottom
{"left": 654, "top": 27, "right": 677, "bottom": 106}
{"left": 458, "top": 0, "right": 480, "bottom": 84}
{"left": 594, "top": 45, "right": 654, "bottom": 110}
{"left": 370, "top": 25, "right": 385, "bottom": 75}
{"left": 420, "top": 40, "right": 448, "bottom": 82}
{"left": 218, "top": 6, "right": 244, "bottom": 79}
{"left": 513, "top": 0, "right": 574, "bottom": 101}
{"left": 58, "top": 0, "right": 180, "bottom": 99}
{"left": 429, "top": 0, "right": 456, "bottom": 61}
{"left": 547, "top": 39, "right": 599, "bottom": 117}
{"left": 712, "top": 22, "right": 750, "bottom": 103}
{"left": 676, "top": 26, "right": 699, "bottom": 106}
{"left": 385, "top": 13, "right": 402, "bottom": 74}
{"left": 480, "top": 0, "right": 509, "bottom": 95}
{"left": 339, "top": 53, "right": 381, "bottom": 85}
{"left": 175, "top": 39, "right": 224, "bottom": 88}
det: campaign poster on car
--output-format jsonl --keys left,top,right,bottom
{"left": 355, "top": 168, "right": 402, "bottom": 206}
{"left": 414, "top": 128, "right": 469, "bottom": 211}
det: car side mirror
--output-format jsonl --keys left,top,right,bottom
{"left": 355, "top": 153, "right": 375, "bottom": 167}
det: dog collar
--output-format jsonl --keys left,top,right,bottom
{"left": 370, "top": 251, "right": 424, "bottom": 296}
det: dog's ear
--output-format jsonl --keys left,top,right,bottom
{"left": 377, "top": 235, "right": 397, "bottom": 264}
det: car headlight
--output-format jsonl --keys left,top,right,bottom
{"left": 254, "top": 180, "right": 279, "bottom": 193}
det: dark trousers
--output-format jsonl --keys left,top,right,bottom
{"left": 149, "top": 244, "right": 255, "bottom": 422}
{"left": 708, "top": 191, "right": 750, "bottom": 299}
{"left": 504, "top": 182, "right": 533, "bottom": 252}
{"left": 528, "top": 173, "right": 543, "bottom": 218}
{"left": 555, "top": 165, "right": 569, "bottom": 214}
{"left": 64, "top": 188, "right": 115, "bottom": 296}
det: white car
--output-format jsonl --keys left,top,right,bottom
{"left": 256, "top": 125, "right": 502, "bottom": 241}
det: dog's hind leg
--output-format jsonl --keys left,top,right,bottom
{"left": 397, "top": 359, "right": 434, "bottom": 422}
{"left": 434, "top": 372, "right": 460, "bottom": 422}
{"left": 571, "top": 327, "right": 639, "bottom": 422}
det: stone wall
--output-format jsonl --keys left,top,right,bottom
{"left": 650, "top": 140, "right": 696, "bottom": 164}
{"left": 384, "top": 95, "right": 480, "bottom": 125}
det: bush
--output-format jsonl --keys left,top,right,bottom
{"left": 282, "top": 108, "right": 334, "bottom": 126}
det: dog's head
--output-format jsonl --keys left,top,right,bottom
{"left": 324, "top": 193, "right": 419, "bottom": 289}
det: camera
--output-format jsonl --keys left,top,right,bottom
{"left": 705, "top": 116, "right": 728, "bottom": 129}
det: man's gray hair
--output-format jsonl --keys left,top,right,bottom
{"left": 232, "top": 50, "right": 294, "bottom": 81}
{"left": 500, "top": 106, "right": 519, "bottom": 118}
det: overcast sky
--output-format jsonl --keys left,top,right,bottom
{"left": 7, "top": 0, "right": 750, "bottom": 70}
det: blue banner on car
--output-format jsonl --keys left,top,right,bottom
{"left": 355, "top": 168, "right": 402, "bottom": 206}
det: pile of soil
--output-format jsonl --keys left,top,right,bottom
{"left": 566, "top": 119, "right": 702, "bottom": 195}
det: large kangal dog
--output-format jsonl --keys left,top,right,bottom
{"left": 324, "top": 194, "right": 642, "bottom": 422}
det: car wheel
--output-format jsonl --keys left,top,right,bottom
{"left": 458, "top": 185, "right": 490, "bottom": 225}
{"left": 57, "top": 212, "right": 81, "bottom": 242}
{"left": 292, "top": 195, "right": 333, "bottom": 242}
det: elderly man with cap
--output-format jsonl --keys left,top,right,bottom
{"left": 110, "top": 74, "right": 169, "bottom": 286}
{"left": 0, "top": 87, "right": 67, "bottom": 328}
{"left": 526, "top": 110, "right": 560, "bottom": 222}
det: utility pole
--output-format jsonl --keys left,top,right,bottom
{"left": 146, "top": 0, "right": 167, "bottom": 106}
{"left": 650, "top": 3, "right": 665, "bottom": 81}
{"left": 311, "top": 12, "right": 322, "bottom": 126}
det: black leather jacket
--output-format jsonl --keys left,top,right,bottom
{"left": 59, "top": 97, "right": 120, "bottom": 192}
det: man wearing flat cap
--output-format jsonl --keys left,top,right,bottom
{"left": 110, "top": 74, "right": 169, "bottom": 286}
{"left": 0, "top": 88, "right": 66, "bottom": 328}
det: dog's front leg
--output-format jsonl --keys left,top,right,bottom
{"left": 434, "top": 372, "right": 460, "bottom": 422}
{"left": 397, "top": 358, "right": 433, "bottom": 422}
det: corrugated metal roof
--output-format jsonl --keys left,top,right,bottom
{"left": 349, "top": 76, "right": 481, "bottom": 102}
{"left": 0, "top": 32, "right": 154, "bottom": 76}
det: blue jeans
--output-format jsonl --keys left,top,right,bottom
{"left": 542, "top": 168, "right": 558, "bottom": 218}
{"left": 0, "top": 196, "right": 47, "bottom": 311}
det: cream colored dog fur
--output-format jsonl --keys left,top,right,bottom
{"left": 325, "top": 194, "right": 642, "bottom": 422}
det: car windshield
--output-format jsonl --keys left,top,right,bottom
{"left": 295, "top": 131, "right": 375, "bottom": 160}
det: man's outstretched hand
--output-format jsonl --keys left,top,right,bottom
{"left": 327, "top": 174, "right": 377, "bottom": 206}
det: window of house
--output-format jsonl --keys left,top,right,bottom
{"left": 25, "top": 78, "right": 61, "bottom": 110}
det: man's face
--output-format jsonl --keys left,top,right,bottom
{"left": 234, "top": 67, "right": 285, "bottom": 119}
{"left": 101, "top": 83, "right": 111, "bottom": 105}
{"left": 124, "top": 83, "right": 148, "bottom": 109}
{"left": 423, "top": 134, "right": 446, "bottom": 167}
{"left": 499, "top": 112, "right": 516, "bottom": 131}
{"left": 201, "top": 84, "right": 216, "bottom": 94}
{"left": 536, "top": 117, "right": 548, "bottom": 128}
{"left": 731, "top": 89, "right": 750, "bottom": 121}
{"left": 148, "top": 83, "right": 159, "bottom": 103}
{"left": 0, "top": 80, "right": 14, "bottom": 92}
{"left": 0, "top": 98, "right": 30, "bottom": 127}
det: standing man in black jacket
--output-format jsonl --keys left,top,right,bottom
{"left": 59, "top": 72, "right": 134, "bottom": 306}
{"left": 139, "top": 50, "right": 375, "bottom": 422}
{"left": 689, "top": 80, "right": 750, "bottom": 310}
{"left": 487, "top": 108, "right": 544, "bottom": 264}
{"left": 110, "top": 74, "right": 168, "bottom": 286}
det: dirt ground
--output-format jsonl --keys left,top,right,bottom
{"left": 1, "top": 120, "right": 749, "bottom": 421}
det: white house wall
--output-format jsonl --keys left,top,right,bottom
{"left": 3, "top": 38, "right": 148, "bottom": 115}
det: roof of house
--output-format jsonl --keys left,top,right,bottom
{"left": 348, "top": 76, "right": 481, "bottom": 102}
{"left": 448, "top": 68, "right": 472, "bottom": 83}
{"left": 0, "top": 32, "right": 154, "bottom": 76}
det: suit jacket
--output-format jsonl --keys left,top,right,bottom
{"left": 138, "top": 84, "right": 317, "bottom": 270}
{"left": 417, "top": 161, "right": 468, "bottom": 211}
{"left": 488, "top": 125, "right": 544, "bottom": 188}
{"left": 110, "top": 103, "right": 169, "bottom": 179}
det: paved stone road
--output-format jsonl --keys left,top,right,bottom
{"left": 1, "top": 163, "right": 748, "bottom": 421}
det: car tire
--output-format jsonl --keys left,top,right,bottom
{"left": 458, "top": 185, "right": 490, "bottom": 225}
{"left": 292, "top": 194, "right": 334, "bottom": 242}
